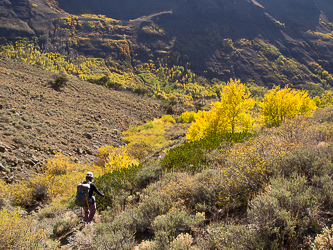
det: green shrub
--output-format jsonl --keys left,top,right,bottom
{"left": 96, "top": 209, "right": 137, "bottom": 234}
{"left": 247, "top": 193, "right": 297, "bottom": 249}
{"left": 68, "top": 225, "right": 94, "bottom": 250}
{"left": 152, "top": 209, "right": 204, "bottom": 235}
{"left": 313, "top": 174, "right": 333, "bottom": 206}
{"left": 88, "top": 75, "right": 122, "bottom": 89}
{"left": 269, "top": 175, "right": 319, "bottom": 218}
{"left": 135, "top": 163, "right": 163, "bottom": 189}
{"left": 275, "top": 146, "right": 333, "bottom": 209}
{"left": 276, "top": 147, "right": 333, "bottom": 177}
{"left": 134, "top": 192, "right": 174, "bottom": 233}
{"left": 247, "top": 174, "right": 322, "bottom": 249}
{"left": 94, "top": 164, "right": 142, "bottom": 210}
{"left": 152, "top": 209, "right": 204, "bottom": 249}
{"left": 161, "top": 132, "right": 252, "bottom": 171}
{"left": 52, "top": 75, "right": 69, "bottom": 90}
{"left": 88, "top": 75, "right": 108, "bottom": 86}
{"left": 94, "top": 210, "right": 137, "bottom": 249}
{"left": 134, "top": 87, "right": 150, "bottom": 95}
{"left": 94, "top": 229, "right": 134, "bottom": 250}
{"left": 197, "top": 222, "right": 261, "bottom": 250}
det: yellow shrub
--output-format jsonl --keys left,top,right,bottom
{"left": 9, "top": 154, "right": 103, "bottom": 207}
{"left": 0, "top": 208, "right": 55, "bottom": 249}
{"left": 98, "top": 145, "right": 126, "bottom": 162}
{"left": 160, "top": 115, "right": 176, "bottom": 124}
{"left": 42, "top": 158, "right": 103, "bottom": 202}
{"left": 178, "top": 110, "right": 206, "bottom": 123}
{"left": 123, "top": 119, "right": 174, "bottom": 153}
{"left": 178, "top": 111, "right": 197, "bottom": 123}
{"left": 43, "top": 153, "right": 76, "bottom": 175}
{"left": 10, "top": 181, "right": 33, "bottom": 207}
{"left": 104, "top": 145, "right": 139, "bottom": 173}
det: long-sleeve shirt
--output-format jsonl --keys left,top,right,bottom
{"left": 82, "top": 181, "right": 104, "bottom": 199}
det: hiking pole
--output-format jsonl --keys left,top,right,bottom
{"left": 85, "top": 194, "right": 90, "bottom": 208}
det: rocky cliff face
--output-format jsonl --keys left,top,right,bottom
{"left": 0, "top": 0, "right": 64, "bottom": 37}
{"left": 1, "top": 0, "right": 333, "bottom": 86}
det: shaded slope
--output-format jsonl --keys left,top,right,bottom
{"left": 1, "top": 0, "right": 333, "bottom": 87}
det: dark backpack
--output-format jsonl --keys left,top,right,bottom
{"left": 75, "top": 181, "right": 93, "bottom": 207}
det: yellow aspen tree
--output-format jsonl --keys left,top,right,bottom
{"left": 187, "top": 79, "right": 255, "bottom": 141}
{"left": 260, "top": 86, "right": 317, "bottom": 128}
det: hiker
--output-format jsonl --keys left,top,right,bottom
{"left": 76, "top": 171, "right": 105, "bottom": 224}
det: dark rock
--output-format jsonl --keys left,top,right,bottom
{"left": 84, "top": 133, "right": 93, "bottom": 139}
{"left": 171, "top": 133, "right": 186, "bottom": 140}
{"left": 0, "top": 146, "right": 6, "bottom": 153}
{"left": 0, "top": 143, "right": 9, "bottom": 153}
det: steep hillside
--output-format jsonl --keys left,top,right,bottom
{"left": 129, "top": 0, "right": 333, "bottom": 85}
{"left": 0, "top": 57, "right": 168, "bottom": 182}
{"left": 1, "top": 0, "right": 333, "bottom": 87}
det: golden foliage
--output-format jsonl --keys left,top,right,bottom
{"left": 8, "top": 153, "right": 103, "bottom": 207}
{"left": 160, "top": 115, "right": 176, "bottom": 124}
{"left": 42, "top": 154, "right": 103, "bottom": 201}
{"left": 187, "top": 79, "right": 255, "bottom": 140}
{"left": 260, "top": 86, "right": 317, "bottom": 127}
{"left": 178, "top": 110, "right": 206, "bottom": 123}
{"left": 0, "top": 208, "right": 56, "bottom": 249}
{"left": 124, "top": 117, "right": 189, "bottom": 160}
{"left": 102, "top": 145, "right": 139, "bottom": 173}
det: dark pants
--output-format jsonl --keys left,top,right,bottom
{"left": 84, "top": 203, "right": 96, "bottom": 223}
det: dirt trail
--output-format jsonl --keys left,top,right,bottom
{"left": 59, "top": 208, "right": 102, "bottom": 249}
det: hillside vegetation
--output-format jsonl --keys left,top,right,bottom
{"left": 2, "top": 71, "right": 333, "bottom": 249}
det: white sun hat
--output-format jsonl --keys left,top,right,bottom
{"left": 86, "top": 172, "right": 93, "bottom": 178}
